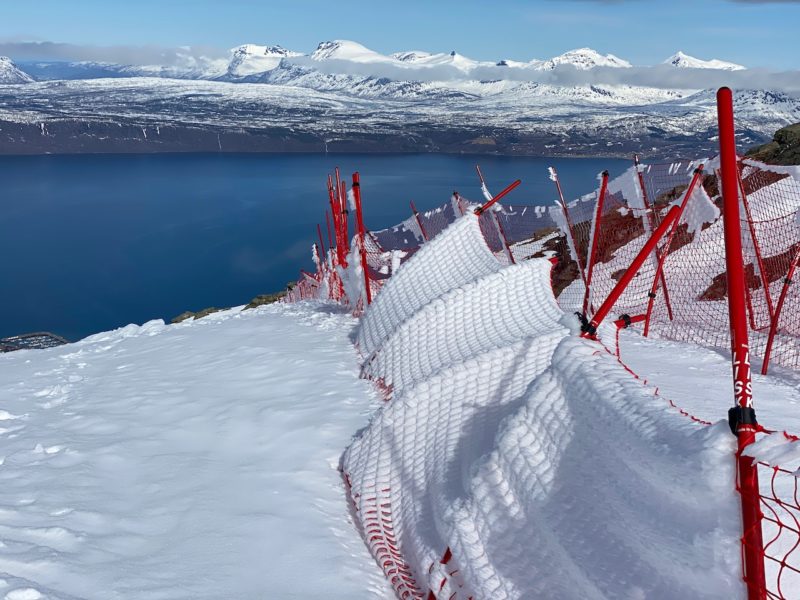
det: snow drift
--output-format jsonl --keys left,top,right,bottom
{"left": 343, "top": 212, "right": 743, "bottom": 599}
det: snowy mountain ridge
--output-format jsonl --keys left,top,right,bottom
{"left": 664, "top": 51, "right": 745, "bottom": 71}
{"left": 0, "top": 56, "right": 34, "bottom": 84}
{"left": 7, "top": 41, "right": 757, "bottom": 86}
{"left": 2, "top": 40, "right": 796, "bottom": 157}
{"left": 536, "top": 47, "right": 632, "bottom": 70}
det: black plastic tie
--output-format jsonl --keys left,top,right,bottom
{"left": 648, "top": 292, "right": 657, "bottom": 299}
{"left": 785, "top": 277, "right": 793, "bottom": 286}
{"left": 620, "top": 314, "right": 632, "bottom": 328}
{"left": 728, "top": 405, "right": 758, "bottom": 436}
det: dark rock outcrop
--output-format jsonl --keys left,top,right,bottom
{"left": 746, "top": 123, "right": 800, "bottom": 165}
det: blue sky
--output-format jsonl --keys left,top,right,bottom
{"left": 1, "top": 0, "right": 798, "bottom": 69}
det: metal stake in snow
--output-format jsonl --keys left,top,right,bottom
{"left": 643, "top": 165, "right": 705, "bottom": 337}
{"left": 634, "top": 154, "right": 675, "bottom": 322}
{"left": 583, "top": 171, "right": 610, "bottom": 316}
{"left": 550, "top": 166, "right": 587, "bottom": 287}
{"left": 475, "top": 166, "right": 516, "bottom": 264}
{"left": 352, "top": 172, "right": 372, "bottom": 306}
{"left": 762, "top": 245, "right": 800, "bottom": 375}
{"left": 410, "top": 200, "right": 428, "bottom": 242}
{"left": 717, "top": 86, "right": 766, "bottom": 600}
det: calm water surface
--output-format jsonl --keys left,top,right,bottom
{"left": 0, "top": 153, "right": 629, "bottom": 340}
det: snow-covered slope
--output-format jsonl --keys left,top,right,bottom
{"left": 0, "top": 56, "right": 34, "bottom": 84}
{"left": 0, "top": 303, "right": 390, "bottom": 599}
{"left": 312, "top": 40, "right": 395, "bottom": 64}
{"left": 664, "top": 51, "right": 745, "bottom": 71}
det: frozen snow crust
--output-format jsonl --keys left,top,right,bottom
{"left": 342, "top": 213, "right": 742, "bottom": 599}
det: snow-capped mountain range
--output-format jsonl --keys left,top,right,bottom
{"left": 8, "top": 41, "right": 750, "bottom": 84}
{"left": 0, "top": 41, "right": 795, "bottom": 157}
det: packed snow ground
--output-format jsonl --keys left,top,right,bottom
{"left": 618, "top": 329, "right": 800, "bottom": 435}
{"left": 0, "top": 303, "right": 390, "bottom": 599}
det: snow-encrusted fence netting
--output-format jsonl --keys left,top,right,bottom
{"left": 282, "top": 164, "right": 800, "bottom": 598}
{"left": 343, "top": 216, "right": 744, "bottom": 599}
{"left": 554, "top": 158, "right": 800, "bottom": 374}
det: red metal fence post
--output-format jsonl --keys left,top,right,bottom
{"left": 581, "top": 205, "right": 680, "bottom": 337}
{"left": 328, "top": 175, "right": 342, "bottom": 265}
{"left": 317, "top": 223, "right": 327, "bottom": 261}
{"left": 475, "top": 166, "right": 517, "bottom": 264}
{"left": 718, "top": 86, "right": 766, "bottom": 600}
{"left": 583, "top": 171, "right": 610, "bottom": 316}
{"left": 634, "top": 155, "right": 675, "bottom": 322}
{"left": 550, "top": 166, "right": 588, "bottom": 287}
{"left": 643, "top": 166, "right": 705, "bottom": 337}
{"left": 410, "top": 200, "right": 429, "bottom": 242}
{"left": 352, "top": 172, "right": 372, "bottom": 306}
{"left": 761, "top": 245, "right": 800, "bottom": 374}
{"left": 737, "top": 170, "right": 775, "bottom": 323}
{"left": 325, "top": 210, "right": 334, "bottom": 258}
{"left": 474, "top": 179, "right": 522, "bottom": 215}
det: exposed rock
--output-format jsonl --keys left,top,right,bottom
{"left": 746, "top": 123, "right": 800, "bottom": 165}
{"left": 244, "top": 291, "right": 287, "bottom": 309}
{"left": 171, "top": 307, "right": 223, "bottom": 323}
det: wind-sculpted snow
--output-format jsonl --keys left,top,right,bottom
{"left": 438, "top": 337, "right": 740, "bottom": 599}
{"left": 343, "top": 215, "right": 741, "bottom": 599}
{"left": 356, "top": 213, "right": 502, "bottom": 358}
{"left": 362, "top": 259, "right": 563, "bottom": 396}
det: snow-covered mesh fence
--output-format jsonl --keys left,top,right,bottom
{"left": 549, "top": 159, "right": 800, "bottom": 374}
{"left": 282, "top": 161, "right": 800, "bottom": 598}
{"left": 747, "top": 449, "right": 800, "bottom": 599}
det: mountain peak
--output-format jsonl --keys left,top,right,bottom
{"left": 227, "top": 44, "right": 301, "bottom": 78}
{"left": 539, "top": 48, "right": 632, "bottom": 70}
{"left": 392, "top": 51, "right": 432, "bottom": 63}
{"left": 664, "top": 51, "right": 745, "bottom": 71}
{"left": 0, "top": 56, "right": 35, "bottom": 84}
{"left": 311, "top": 40, "right": 387, "bottom": 63}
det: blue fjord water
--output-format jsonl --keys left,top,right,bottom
{"left": 0, "top": 153, "right": 628, "bottom": 341}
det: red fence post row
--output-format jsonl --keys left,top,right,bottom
{"left": 717, "top": 86, "right": 767, "bottom": 600}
